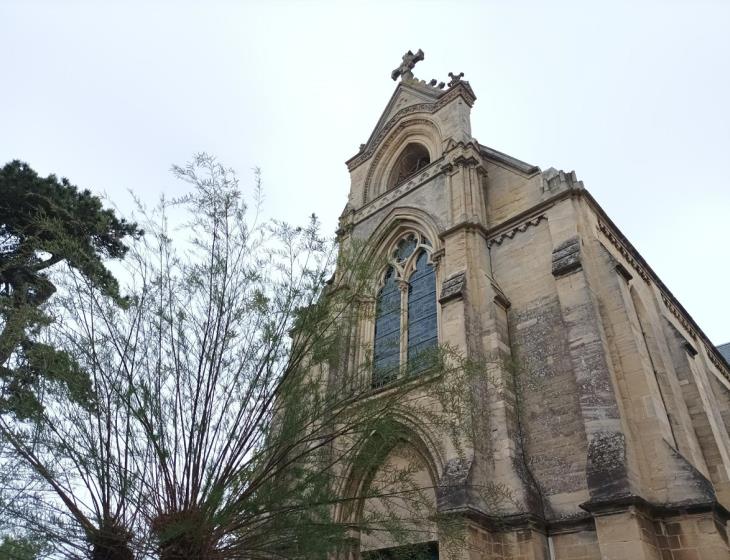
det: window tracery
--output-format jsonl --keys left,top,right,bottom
{"left": 387, "top": 143, "right": 430, "bottom": 190}
{"left": 373, "top": 232, "right": 438, "bottom": 387}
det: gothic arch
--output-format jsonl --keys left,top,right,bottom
{"left": 366, "top": 206, "right": 443, "bottom": 266}
{"left": 363, "top": 118, "right": 443, "bottom": 204}
{"left": 364, "top": 207, "right": 444, "bottom": 304}
{"left": 334, "top": 415, "right": 443, "bottom": 527}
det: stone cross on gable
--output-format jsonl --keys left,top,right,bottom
{"left": 391, "top": 49, "right": 425, "bottom": 81}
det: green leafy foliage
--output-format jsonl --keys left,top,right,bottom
{"left": 1, "top": 155, "right": 505, "bottom": 560}
{"left": 0, "top": 536, "right": 45, "bottom": 560}
{"left": 0, "top": 160, "right": 142, "bottom": 417}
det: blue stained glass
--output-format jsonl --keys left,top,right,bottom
{"left": 407, "top": 251, "right": 437, "bottom": 374}
{"left": 373, "top": 267, "right": 401, "bottom": 387}
{"left": 394, "top": 235, "right": 417, "bottom": 263}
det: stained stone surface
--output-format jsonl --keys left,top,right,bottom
{"left": 327, "top": 58, "right": 730, "bottom": 559}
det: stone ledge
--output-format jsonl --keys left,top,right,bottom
{"left": 552, "top": 236, "right": 582, "bottom": 277}
{"left": 439, "top": 272, "right": 466, "bottom": 304}
{"left": 579, "top": 495, "right": 730, "bottom": 522}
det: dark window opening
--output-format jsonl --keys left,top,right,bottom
{"left": 388, "top": 143, "right": 430, "bottom": 189}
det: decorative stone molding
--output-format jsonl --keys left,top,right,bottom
{"left": 551, "top": 236, "right": 582, "bottom": 277}
{"left": 487, "top": 215, "right": 546, "bottom": 248}
{"left": 542, "top": 167, "right": 584, "bottom": 193}
{"left": 661, "top": 294, "right": 698, "bottom": 341}
{"left": 439, "top": 272, "right": 466, "bottom": 304}
{"left": 366, "top": 207, "right": 443, "bottom": 263}
{"left": 436, "top": 456, "right": 474, "bottom": 512}
{"left": 430, "top": 248, "right": 445, "bottom": 269}
{"left": 597, "top": 221, "right": 651, "bottom": 283}
{"left": 708, "top": 348, "right": 730, "bottom": 378}
{"left": 596, "top": 219, "right": 730, "bottom": 381}
{"left": 347, "top": 81, "right": 476, "bottom": 173}
{"left": 355, "top": 161, "right": 443, "bottom": 224}
{"left": 661, "top": 281, "right": 730, "bottom": 379}
{"left": 451, "top": 153, "right": 486, "bottom": 175}
{"left": 362, "top": 118, "right": 441, "bottom": 203}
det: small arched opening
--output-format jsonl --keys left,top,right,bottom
{"left": 387, "top": 143, "right": 431, "bottom": 190}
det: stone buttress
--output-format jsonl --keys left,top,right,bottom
{"left": 331, "top": 51, "right": 730, "bottom": 559}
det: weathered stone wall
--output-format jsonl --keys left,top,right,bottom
{"left": 334, "top": 71, "right": 730, "bottom": 559}
{"left": 490, "top": 217, "right": 591, "bottom": 519}
{"left": 550, "top": 530, "right": 602, "bottom": 560}
{"left": 581, "top": 198, "right": 730, "bottom": 512}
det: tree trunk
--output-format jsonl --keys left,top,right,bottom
{"left": 153, "top": 509, "right": 216, "bottom": 560}
{"left": 89, "top": 519, "right": 134, "bottom": 560}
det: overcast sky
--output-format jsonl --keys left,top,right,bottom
{"left": 1, "top": 1, "right": 728, "bottom": 344}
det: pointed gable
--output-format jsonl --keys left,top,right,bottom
{"left": 346, "top": 80, "right": 476, "bottom": 173}
{"left": 370, "top": 82, "right": 444, "bottom": 143}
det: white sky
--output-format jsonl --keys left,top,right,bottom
{"left": 1, "top": 1, "right": 729, "bottom": 344}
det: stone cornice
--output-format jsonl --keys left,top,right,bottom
{"left": 439, "top": 220, "right": 490, "bottom": 241}
{"left": 580, "top": 495, "right": 730, "bottom": 522}
{"left": 487, "top": 215, "right": 547, "bottom": 248}
{"left": 660, "top": 293, "right": 698, "bottom": 341}
{"left": 597, "top": 221, "right": 651, "bottom": 284}
{"left": 353, "top": 142, "right": 487, "bottom": 226}
{"left": 352, "top": 157, "right": 445, "bottom": 225}
{"left": 582, "top": 190, "right": 730, "bottom": 383}
{"left": 485, "top": 188, "right": 577, "bottom": 243}
{"left": 442, "top": 495, "right": 730, "bottom": 535}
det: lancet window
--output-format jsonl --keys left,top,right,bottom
{"left": 373, "top": 232, "right": 438, "bottom": 388}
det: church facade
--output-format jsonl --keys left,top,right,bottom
{"left": 332, "top": 52, "right": 730, "bottom": 559}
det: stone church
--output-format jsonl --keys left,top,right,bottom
{"left": 331, "top": 51, "right": 730, "bottom": 559}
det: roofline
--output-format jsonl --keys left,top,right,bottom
{"left": 484, "top": 184, "right": 730, "bottom": 380}
{"left": 478, "top": 143, "right": 540, "bottom": 175}
{"left": 345, "top": 81, "right": 477, "bottom": 171}
{"left": 580, "top": 188, "right": 730, "bottom": 377}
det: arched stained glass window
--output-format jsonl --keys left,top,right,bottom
{"left": 373, "top": 267, "right": 401, "bottom": 387}
{"left": 407, "top": 252, "right": 437, "bottom": 374}
{"left": 372, "top": 232, "right": 439, "bottom": 388}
